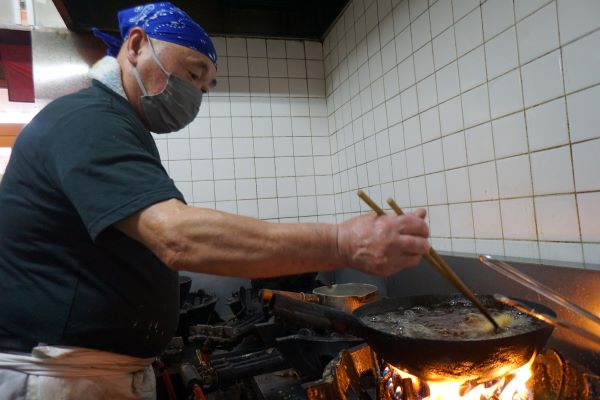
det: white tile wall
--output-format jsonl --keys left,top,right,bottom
{"left": 493, "top": 113, "right": 526, "bottom": 159}
{"left": 516, "top": 2, "right": 559, "bottom": 64}
{"left": 481, "top": 0, "right": 514, "bottom": 41}
{"left": 525, "top": 98, "right": 568, "bottom": 151}
{"left": 521, "top": 50, "right": 564, "bottom": 108}
{"left": 496, "top": 154, "right": 532, "bottom": 198}
{"left": 448, "top": 203, "right": 474, "bottom": 238}
{"left": 562, "top": 30, "right": 600, "bottom": 93}
{"left": 459, "top": 49, "right": 486, "bottom": 94}
{"left": 530, "top": 146, "right": 574, "bottom": 195}
{"left": 485, "top": 28, "right": 518, "bottom": 80}
{"left": 572, "top": 138, "right": 600, "bottom": 192}
{"left": 324, "top": 0, "right": 600, "bottom": 266}
{"left": 155, "top": 38, "right": 332, "bottom": 223}
{"left": 567, "top": 85, "right": 600, "bottom": 143}
{"left": 154, "top": 1, "right": 600, "bottom": 267}
{"left": 500, "top": 198, "right": 536, "bottom": 240}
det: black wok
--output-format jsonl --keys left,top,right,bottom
{"left": 271, "top": 294, "right": 555, "bottom": 381}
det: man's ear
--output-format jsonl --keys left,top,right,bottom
{"left": 125, "top": 27, "right": 147, "bottom": 66}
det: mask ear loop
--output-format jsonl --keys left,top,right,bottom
{"left": 131, "top": 66, "right": 148, "bottom": 96}
{"left": 131, "top": 36, "right": 169, "bottom": 97}
{"left": 147, "top": 38, "right": 170, "bottom": 76}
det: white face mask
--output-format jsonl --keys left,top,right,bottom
{"left": 131, "top": 39, "right": 203, "bottom": 133}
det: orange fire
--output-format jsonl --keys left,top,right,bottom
{"left": 388, "top": 354, "right": 536, "bottom": 400}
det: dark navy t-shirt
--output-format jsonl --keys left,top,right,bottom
{"left": 0, "top": 81, "right": 185, "bottom": 357}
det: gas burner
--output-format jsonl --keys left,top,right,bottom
{"left": 197, "top": 347, "right": 289, "bottom": 392}
{"left": 304, "top": 344, "right": 380, "bottom": 399}
{"left": 303, "top": 345, "right": 600, "bottom": 400}
{"left": 177, "top": 289, "right": 220, "bottom": 341}
{"left": 531, "top": 349, "right": 600, "bottom": 400}
{"left": 196, "top": 329, "right": 364, "bottom": 393}
{"left": 275, "top": 329, "right": 363, "bottom": 379}
{"left": 380, "top": 355, "right": 535, "bottom": 399}
{"left": 185, "top": 287, "right": 272, "bottom": 352}
{"left": 187, "top": 312, "right": 266, "bottom": 350}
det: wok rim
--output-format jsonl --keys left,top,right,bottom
{"left": 351, "top": 293, "right": 556, "bottom": 344}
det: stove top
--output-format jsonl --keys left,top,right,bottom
{"left": 155, "top": 284, "right": 600, "bottom": 400}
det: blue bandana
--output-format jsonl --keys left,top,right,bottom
{"left": 92, "top": 2, "right": 217, "bottom": 67}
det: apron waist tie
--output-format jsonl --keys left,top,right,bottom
{"left": 0, "top": 345, "right": 153, "bottom": 377}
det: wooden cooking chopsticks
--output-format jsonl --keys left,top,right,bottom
{"left": 357, "top": 190, "right": 501, "bottom": 332}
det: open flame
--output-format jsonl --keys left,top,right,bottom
{"left": 384, "top": 354, "right": 536, "bottom": 400}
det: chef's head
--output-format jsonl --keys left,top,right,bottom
{"left": 93, "top": 2, "right": 218, "bottom": 133}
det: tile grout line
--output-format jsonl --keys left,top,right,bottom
{"left": 449, "top": 0, "right": 477, "bottom": 254}
{"left": 206, "top": 77, "right": 216, "bottom": 209}
{"left": 555, "top": 1, "right": 585, "bottom": 265}
{"left": 225, "top": 41, "right": 237, "bottom": 214}
{"left": 512, "top": 0, "right": 541, "bottom": 261}
{"left": 478, "top": 1, "right": 507, "bottom": 257}
{"left": 407, "top": 1, "right": 431, "bottom": 228}
{"left": 246, "top": 39, "right": 260, "bottom": 220}
{"left": 428, "top": 0, "right": 453, "bottom": 249}
{"left": 372, "top": 32, "right": 386, "bottom": 212}
{"left": 287, "top": 42, "right": 302, "bottom": 223}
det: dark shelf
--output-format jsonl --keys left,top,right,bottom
{"left": 52, "top": 0, "right": 349, "bottom": 40}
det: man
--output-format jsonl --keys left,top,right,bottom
{"left": 0, "top": 3, "right": 430, "bottom": 398}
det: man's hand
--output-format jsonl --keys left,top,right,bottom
{"left": 337, "top": 209, "right": 430, "bottom": 276}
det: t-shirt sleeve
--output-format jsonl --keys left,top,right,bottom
{"left": 46, "top": 108, "right": 185, "bottom": 241}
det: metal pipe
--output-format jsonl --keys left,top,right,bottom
{"left": 494, "top": 294, "right": 600, "bottom": 346}
{"left": 480, "top": 255, "right": 600, "bottom": 327}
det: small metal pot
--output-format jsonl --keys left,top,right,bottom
{"left": 260, "top": 283, "right": 379, "bottom": 312}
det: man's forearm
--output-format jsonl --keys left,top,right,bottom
{"left": 117, "top": 198, "right": 430, "bottom": 278}
{"left": 155, "top": 204, "right": 343, "bottom": 277}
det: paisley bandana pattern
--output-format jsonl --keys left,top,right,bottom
{"left": 92, "top": 2, "right": 217, "bottom": 67}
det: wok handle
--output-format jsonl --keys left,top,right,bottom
{"left": 259, "top": 289, "right": 320, "bottom": 303}
{"left": 271, "top": 294, "right": 366, "bottom": 335}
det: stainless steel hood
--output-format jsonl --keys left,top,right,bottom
{"left": 31, "top": 28, "right": 103, "bottom": 101}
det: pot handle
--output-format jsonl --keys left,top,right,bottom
{"left": 259, "top": 289, "right": 320, "bottom": 303}
{"left": 270, "top": 294, "right": 364, "bottom": 334}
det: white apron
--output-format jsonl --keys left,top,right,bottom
{"left": 0, "top": 345, "right": 156, "bottom": 400}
